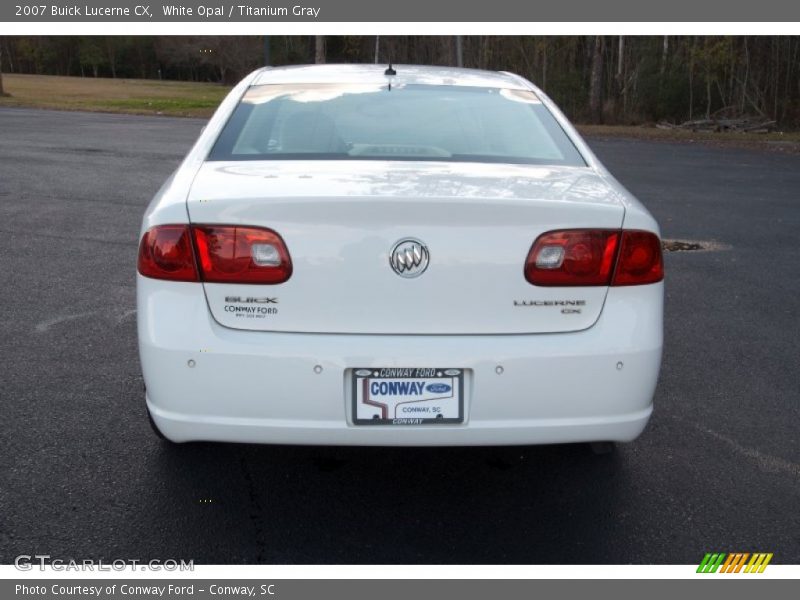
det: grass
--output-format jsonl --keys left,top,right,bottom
{"left": 1, "top": 74, "right": 798, "bottom": 152}
{"left": 0, "top": 73, "right": 231, "bottom": 117}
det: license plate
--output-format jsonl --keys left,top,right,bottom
{"left": 352, "top": 368, "right": 464, "bottom": 425}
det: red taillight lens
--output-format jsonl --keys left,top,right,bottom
{"left": 525, "top": 230, "right": 620, "bottom": 286}
{"left": 137, "top": 225, "right": 198, "bottom": 282}
{"left": 138, "top": 224, "right": 293, "bottom": 284}
{"left": 612, "top": 230, "right": 664, "bottom": 286}
{"left": 525, "top": 229, "right": 663, "bottom": 287}
{"left": 191, "top": 225, "right": 292, "bottom": 284}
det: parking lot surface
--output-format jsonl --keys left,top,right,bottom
{"left": 1, "top": 108, "right": 798, "bottom": 563}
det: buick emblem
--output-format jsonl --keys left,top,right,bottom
{"left": 389, "top": 238, "right": 430, "bottom": 278}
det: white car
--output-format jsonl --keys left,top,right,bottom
{"left": 137, "top": 64, "right": 663, "bottom": 450}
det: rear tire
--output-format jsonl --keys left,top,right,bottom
{"left": 589, "top": 441, "right": 615, "bottom": 455}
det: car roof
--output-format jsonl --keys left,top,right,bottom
{"left": 251, "top": 64, "right": 530, "bottom": 89}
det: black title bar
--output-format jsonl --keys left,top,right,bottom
{"left": 3, "top": 0, "right": 800, "bottom": 22}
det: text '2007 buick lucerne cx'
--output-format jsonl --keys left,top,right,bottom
{"left": 137, "top": 64, "right": 664, "bottom": 450}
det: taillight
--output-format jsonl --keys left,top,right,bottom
{"left": 138, "top": 224, "right": 293, "bottom": 284}
{"left": 612, "top": 230, "right": 664, "bottom": 286}
{"left": 137, "top": 225, "right": 199, "bottom": 282}
{"left": 525, "top": 230, "right": 620, "bottom": 286}
{"left": 525, "top": 229, "right": 663, "bottom": 287}
{"left": 191, "top": 225, "right": 292, "bottom": 284}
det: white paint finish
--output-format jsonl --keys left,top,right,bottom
{"left": 138, "top": 275, "right": 662, "bottom": 445}
{"left": 149, "top": 400, "right": 653, "bottom": 447}
{"left": 252, "top": 64, "right": 528, "bottom": 89}
{"left": 137, "top": 64, "right": 664, "bottom": 446}
{"left": 188, "top": 161, "right": 624, "bottom": 334}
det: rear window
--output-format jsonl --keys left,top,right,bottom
{"left": 209, "top": 83, "right": 586, "bottom": 166}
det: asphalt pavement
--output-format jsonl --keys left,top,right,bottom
{"left": 0, "top": 108, "right": 798, "bottom": 564}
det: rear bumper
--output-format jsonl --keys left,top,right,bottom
{"left": 138, "top": 276, "right": 663, "bottom": 446}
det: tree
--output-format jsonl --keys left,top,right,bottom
{"left": 616, "top": 36, "right": 626, "bottom": 116}
{"left": 589, "top": 36, "right": 604, "bottom": 122}
{"left": 315, "top": 36, "right": 326, "bottom": 64}
{"left": 194, "top": 37, "right": 262, "bottom": 83}
{"left": 106, "top": 37, "right": 119, "bottom": 78}
{"left": 78, "top": 37, "right": 105, "bottom": 77}
{"left": 0, "top": 40, "right": 6, "bottom": 96}
{"left": 3, "top": 35, "right": 800, "bottom": 126}
{"left": 455, "top": 36, "right": 464, "bottom": 67}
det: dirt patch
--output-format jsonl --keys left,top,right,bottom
{"left": 662, "top": 239, "right": 730, "bottom": 252}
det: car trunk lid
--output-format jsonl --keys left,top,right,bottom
{"left": 187, "top": 160, "right": 624, "bottom": 334}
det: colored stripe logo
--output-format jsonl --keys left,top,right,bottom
{"left": 697, "top": 552, "right": 773, "bottom": 573}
